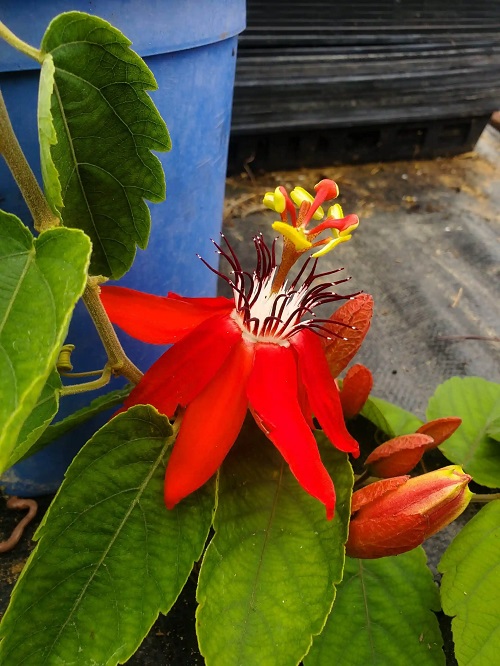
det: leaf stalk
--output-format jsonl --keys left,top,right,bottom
{"left": 0, "top": 89, "right": 59, "bottom": 232}
{"left": 0, "top": 20, "right": 43, "bottom": 63}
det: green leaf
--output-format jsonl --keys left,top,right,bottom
{"left": 8, "top": 368, "right": 62, "bottom": 468}
{"left": 306, "top": 548, "right": 444, "bottom": 666}
{"left": 439, "top": 501, "right": 500, "bottom": 666}
{"left": 39, "top": 11, "right": 171, "bottom": 279}
{"left": 0, "top": 211, "right": 90, "bottom": 473}
{"left": 485, "top": 416, "right": 500, "bottom": 442}
{"left": 0, "top": 406, "right": 214, "bottom": 665}
{"left": 427, "top": 377, "right": 500, "bottom": 487}
{"left": 38, "top": 54, "right": 63, "bottom": 212}
{"left": 12, "top": 384, "right": 132, "bottom": 467}
{"left": 361, "top": 394, "right": 423, "bottom": 438}
{"left": 196, "top": 424, "right": 353, "bottom": 666}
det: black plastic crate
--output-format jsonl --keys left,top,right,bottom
{"left": 229, "top": 0, "right": 500, "bottom": 171}
{"left": 227, "top": 115, "right": 490, "bottom": 174}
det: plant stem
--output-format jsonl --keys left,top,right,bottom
{"left": 353, "top": 468, "right": 370, "bottom": 489}
{"left": 471, "top": 493, "right": 500, "bottom": 503}
{"left": 0, "top": 90, "right": 59, "bottom": 232}
{"left": 83, "top": 277, "right": 143, "bottom": 385}
{"left": 0, "top": 20, "right": 43, "bottom": 63}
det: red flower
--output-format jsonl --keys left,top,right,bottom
{"left": 101, "top": 235, "right": 361, "bottom": 519}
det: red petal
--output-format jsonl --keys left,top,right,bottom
{"left": 123, "top": 313, "right": 241, "bottom": 417}
{"left": 100, "top": 285, "right": 233, "bottom": 344}
{"left": 365, "top": 433, "right": 433, "bottom": 478}
{"left": 164, "top": 340, "right": 254, "bottom": 508}
{"left": 291, "top": 330, "right": 360, "bottom": 456}
{"left": 297, "top": 377, "right": 315, "bottom": 429}
{"left": 417, "top": 417, "right": 462, "bottom": 450}
{"left": 346, "top": 513, "right": 427, "bottom": 559}
{"left": 247, "top": 343, "right": 336, "bottom": 519}
{"left": 324, "top": 294, "right": 374, "bottom": 377}
{"left": 365, "top": 433, "right": 433, "bottom": 477}
{"left": 351, "top": 476, "right": 410, "bottom": 514}
{"left": 340, "top": 363, "right": 373, "bottom": 419}
{"left": 166, "top": 291, "right": 234, "bottom": 309}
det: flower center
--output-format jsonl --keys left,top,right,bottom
{"left": 199, "top": 234, "right": 358, "bottom": 344}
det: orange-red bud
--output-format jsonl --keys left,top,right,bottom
{"left": 324, "top": 294, "right": 374, "bottom": 377}
{"left": 340, "top": 363, "right": 373, "bottom": 419}
{"left": 416, "top": 417, "right": 462, "bottom": 450}
{"left": 346, "top": 465, "right": 472, "bottom": 559}
{"left": 364, "top": 433, "right": 433, "bottom": 477}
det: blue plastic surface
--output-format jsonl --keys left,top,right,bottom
{"left": 0, "top": 1, "right": 245, "bottom": 495}
{"left": 0, "top": 0, "right": 245, "bottom": 70}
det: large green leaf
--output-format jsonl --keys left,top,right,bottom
{"left": 11, "top": 384, "right": 132, "bottom": 467}
{"left": 0, "top": 406, "right": 214, "bottom": 665}
{"left": 306, "top": 548, "right": 444, "bottom": 665}
{"left": 439, "top": 501, "right": 500, "bottom": 666}
{"left": 427, "top": 377, "right": 500, "bottom": 487}
{"left": 0, "top": 211, "right": 90, "bottom": 473}
{"left": 196, "top": 425, "right": 353, "bottom": 666}
{"left": 486, "top": 416, "right": 500, "bottom": 441}
{"left": 39, "top": 11, "right": 171, "bottom": 279}
{"left": 8, "top": 368, "right": 62, "bottom": 469}
{"left": 361, "top": 394, "right": 423, "bottom": 438}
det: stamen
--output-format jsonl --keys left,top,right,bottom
{"left": 289, "top": 256, "right": 314, "bottom": 290}
{"left": 199, "top": 234, "right": 359, "bottom": 344}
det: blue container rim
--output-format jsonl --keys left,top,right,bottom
{"left": 0, "top": 0, "right": 246, "bottom": 73}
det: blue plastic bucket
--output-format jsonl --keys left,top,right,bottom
{"left": 0, "top": 0, "right": 246, "bottom": 495}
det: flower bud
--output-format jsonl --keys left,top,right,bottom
{"left": 339, "top": 363, "right": 373, "bottom": 419}
{"left": 416, "top": 417, "right": 462, "bottom": 449}
{"left": 346, "top": 465, "right": 472, "bottom": 559}
{"left": 364, "top": 433, "right": 433, "bottom": 477}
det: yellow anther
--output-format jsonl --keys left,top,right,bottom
{"left": 272, "top": 221, "right": 312, "bottom": 251}
{"left": 273, "top": 187, "right": 286, "bottom": 213}
{"left": 327, "top": 203, "right": 344, "bottom": 219}
{"left": 290, "top": 186, "right": 324, "bottom": 220}
{"left": 311, "top": 234, "right": 351, "bottom": 258}
{"left": 263, "top": 192, "right": 276, "bottom": 210}
{"left": 263, "top": 187, "right": 287, "bottom": 214}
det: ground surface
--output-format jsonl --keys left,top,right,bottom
{"left": 223, "top": 125, "right": 500, "bottom": 415}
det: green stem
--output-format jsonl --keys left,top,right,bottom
{"left": 0, "top": 90, "right": 59, "bottom": 232}
{"left": 471, "top": 493, "right": 500, "bottom": 504}
{"left": 353, "top": 468, "right": 370, "bottom": 489}
{"left": 0, "top": 20, "right": 43, "bottom": 62}
{"left": 83, "top": 277, "right": 143, "bottom": 385}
